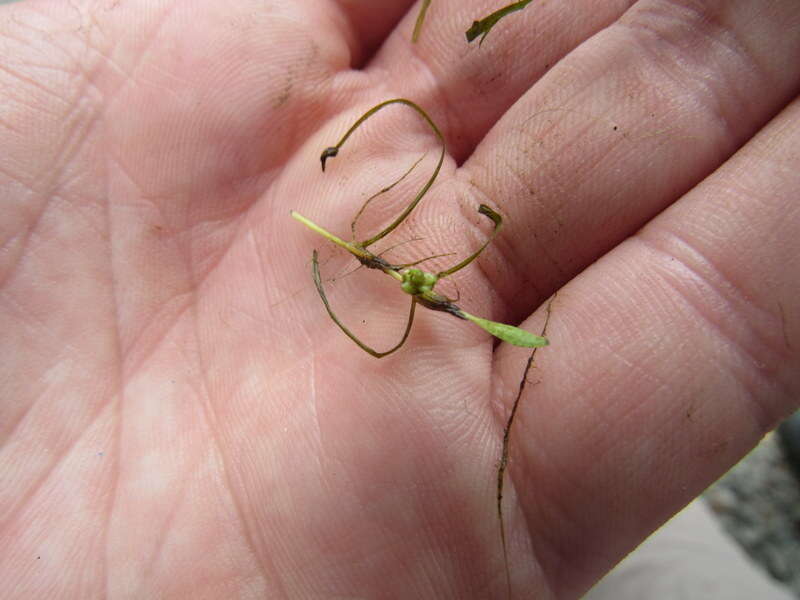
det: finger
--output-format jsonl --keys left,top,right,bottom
{"left": 498, "top": 94, "right": 800, "bottom": 598}
{"left": 457, "top": 0, "right": 800, "bottom": 322}
{"left": 330, "top": 0, "right": 416, "bottom": 64}
{"left": 370, "top": 0, "right": 634, "bottom": 158}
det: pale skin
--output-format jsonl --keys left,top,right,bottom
{"left": 1, "top": 1, "right": 799, "bottom": 599}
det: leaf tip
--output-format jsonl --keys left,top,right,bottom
{"left": 320, "top": 147, "right": 338, "bottom": 172}
{"left": 465, "top": 21, "right": 481, "bottom": 42}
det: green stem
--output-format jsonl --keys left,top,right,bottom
{"left": 412, "top": 0, "right": 432, "bottom": 43}
{"left": 291, "top": 211, "right": 403, "bottom": 282}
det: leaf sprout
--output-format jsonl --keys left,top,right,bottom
{"left": 291, "top": 98, "right": 548, "bottom": 357}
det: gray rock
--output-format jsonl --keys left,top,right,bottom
{"left": 704, "top": 432, "right": 800, "bottom": 597}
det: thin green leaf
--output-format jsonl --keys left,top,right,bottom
{"left": 318, "top": 98, "right": 446, "bottom": 249}
{"left": 311, "top": 250, "right": 416, "bottom": 358}
{"left": 461, "top": 311, "right": 549, "bottom": 347}
{"left": 437, "top": 204, "right": 503, "bottom": 278}
{"left": 466, "top": 0, "right": 534, "bottom": 45}
{"left": 412, "top": 0, "right": 432, "bottom": 43}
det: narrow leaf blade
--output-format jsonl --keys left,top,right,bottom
{"left": 466, "top": 0, "right": 534, "bottom": 45}
{"left": 462, "top": 312, "right": 549, "bottom": 347}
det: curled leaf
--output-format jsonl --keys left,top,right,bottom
{"left": 478, "top": 203, "right": 502, "bottom": 227}
{"left": 437, "top": 204, "right": 503, "bottom": 278}
{"left": 466, "top": 0, "right": 534, "bottom": 45}
{"left": 320, "top": 146, "right": 338, "bottom": 171}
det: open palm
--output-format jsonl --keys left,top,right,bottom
{"left": 2, "top": 1, "right": 799, "bottom": 598}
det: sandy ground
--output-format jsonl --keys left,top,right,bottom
{"left": 704, "top": 430, "right": 800, "bottom": 597}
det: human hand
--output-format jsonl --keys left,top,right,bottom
{"left": 1, "top": 1, "right": 798, "bottom": 598}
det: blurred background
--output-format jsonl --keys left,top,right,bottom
{"left": 704, "top": 414, "right": 800, "bottom": 597}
